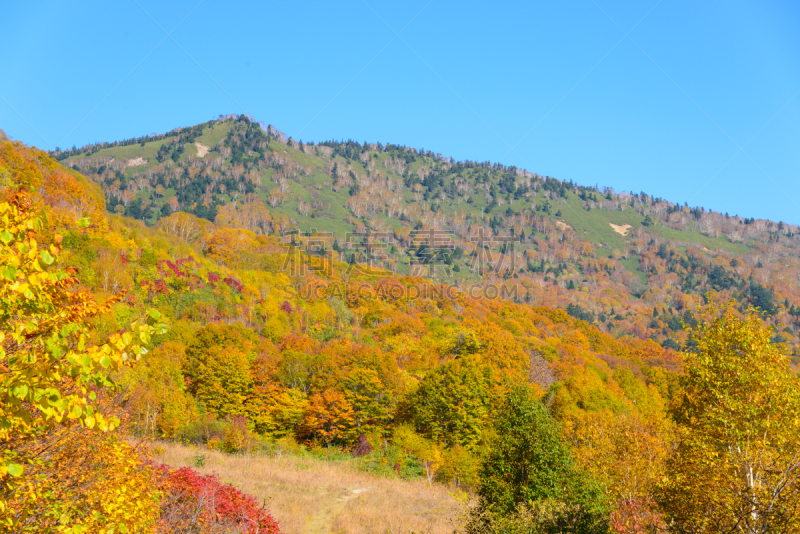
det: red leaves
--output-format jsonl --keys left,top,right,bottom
{"left": 158, "top": 465, "right": 282, "bottom": 534}
{"left": 609, "top": 498, "right": 663, "bottom": 533}
{"left": 224, "top": 277, "right": 244, "bottom": 293}
{"left": 351, "top": 434, "right": 373, "bottom": 457}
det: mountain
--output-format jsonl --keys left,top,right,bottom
{"left": 4, "top": 133, "right": 679, "bottom": 529}
{"left": 4, "top": 122, "right": 800, "bottom": 531}
{"left": 53, "top": 115, "right": 800, "bottom": 361}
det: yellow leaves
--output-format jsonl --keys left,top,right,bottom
{"left": 68, "top": 403, "right": 83, "bottom": 420}
{"left": 657, "top": 304, "right": 800, "bottom": 530}
{"left": 26, "top": 272, "right": 40, "bottom": 286}
{"left": 0, "top": 189, "right": 166, "bottom": 530}
{"left": 3, "top": 422, "right": 159, "bottom": 532}
{"left": 113, "top": 334, "right": 127, "bottom": 352}
{"left": 2, "top": 463, "right": 23, "bottom": 477}
{"left": 13, "top": 282, "right": 31, "bottom": 298}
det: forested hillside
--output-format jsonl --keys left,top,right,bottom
{"left": 55, "top": 116, "right": 800, "bottom": 362}
{"left": 2, "top": 127, "right": 800, "bottom": 532}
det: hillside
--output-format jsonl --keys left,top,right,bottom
{"left": 154, "top": 441, "right": 463, "bottom": 534}
{"left": 3, "top": 133, "right": 679, "bottom": 530}
{"left": 55, "top": 115, "right": 800, "bottom": 359}
{"left": 4, "top": 126, "right": 800, "bottom": 531}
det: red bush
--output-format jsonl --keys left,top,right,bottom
{"left": 156, "top": 464, "right": 282, "bottom": 534}
{"left": 351, "top": 434, "right": 373, "bottom": 457}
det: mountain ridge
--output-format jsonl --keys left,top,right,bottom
{"left": 44, "top": 115, "right": 800, "bottom": 360}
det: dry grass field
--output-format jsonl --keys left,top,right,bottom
{"left": 153, "top": 441, "right": 467, "bottom": 534}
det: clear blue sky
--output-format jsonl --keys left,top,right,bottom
{"left": 2, "top": 1, "right": 799, "bottom": 223}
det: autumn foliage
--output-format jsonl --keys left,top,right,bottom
{"left": 156, "top": 465, "right": 282, "bottom": 534}
{"left": 4, "top": 133, "right": 800, "bottom": 532}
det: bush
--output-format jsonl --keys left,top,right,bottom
{"left": 156, "top": 465, "right": 282, "bottom": 533}
{"left": 177, "top": 415, "right": 229, "bottom": 444}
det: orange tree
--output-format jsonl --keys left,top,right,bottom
{"left": 0, "top": 192, "right": 165, "bottom": 532}
{"left": 657, "top": 304, "right": 800, "bottom": 533}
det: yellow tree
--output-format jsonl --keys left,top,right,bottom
{"left": 123, "top": 341, "right": 198, "bottom": 438}
{"left": 0, "top": 192, "right": 164, "bottom": 531}
{"left": 658, "top": 305, "right": 800, "bottom": 533}
{"left": 184, "top": 324, "right": 259, "bottom": 418}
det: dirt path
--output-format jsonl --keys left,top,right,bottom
{"left": 305, "top": 488, "right": 368, "bottom": 534}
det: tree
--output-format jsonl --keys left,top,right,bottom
{"left": 123, "top": 341, "right": 198, "bottom": 438}
{"left": 156, "top": 211, "right": 212, "bottom": 244}
{"left": 472, "top": 385, "right": 607, "bottom": 533}
{"left": 748, "top": 281, "right": 776, "bottom": 316}
{"left": 410, "top": 355, "right": 492, "bottom": 448}
{"left": 246, "top": 384, "right": 308, "bottom": 437}
{"left": 299, "top": 388, "right": 356, "bottom": 445}
{"left": 657, "top": 305, "right": 800, "bottom": 533}
{"left": 184, "top": 324, "right": 260, "bottom": 418}
{"left": 0, "top": 191, "right": 164, "bottom": 531}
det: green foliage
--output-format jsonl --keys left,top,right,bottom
{"left": 748, "top": 280, "right": 776, "bottom": 315}
{"left": 410, "top": 355, "right": 492, "bottom": 448}
{"left": 473, "top": 385, "right": 608, "bottom": 533}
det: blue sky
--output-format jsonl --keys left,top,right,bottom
{"left": 2, "top": 1, "right": 799, "bottom": 223}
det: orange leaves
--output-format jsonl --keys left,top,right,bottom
{"left": 0, "top": 140, "right": 52, "bottom": 193}
{"left": 204, "top": 227, "right": 260, "bottom": 266}
{"left": 299, "top": 389, "right": 357, "bottom": 445}
{"left": 0, "top": 140, "right": 106, "bottom": 232}
{"left": 472, "top": 319, "right": 527, "bottom": 377}
{"left": 40, "top": 168, "right": 107, "bottom": 231}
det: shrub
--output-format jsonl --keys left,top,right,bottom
{"left": 157, "top": 465, "right": 282, "bottom": 534}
